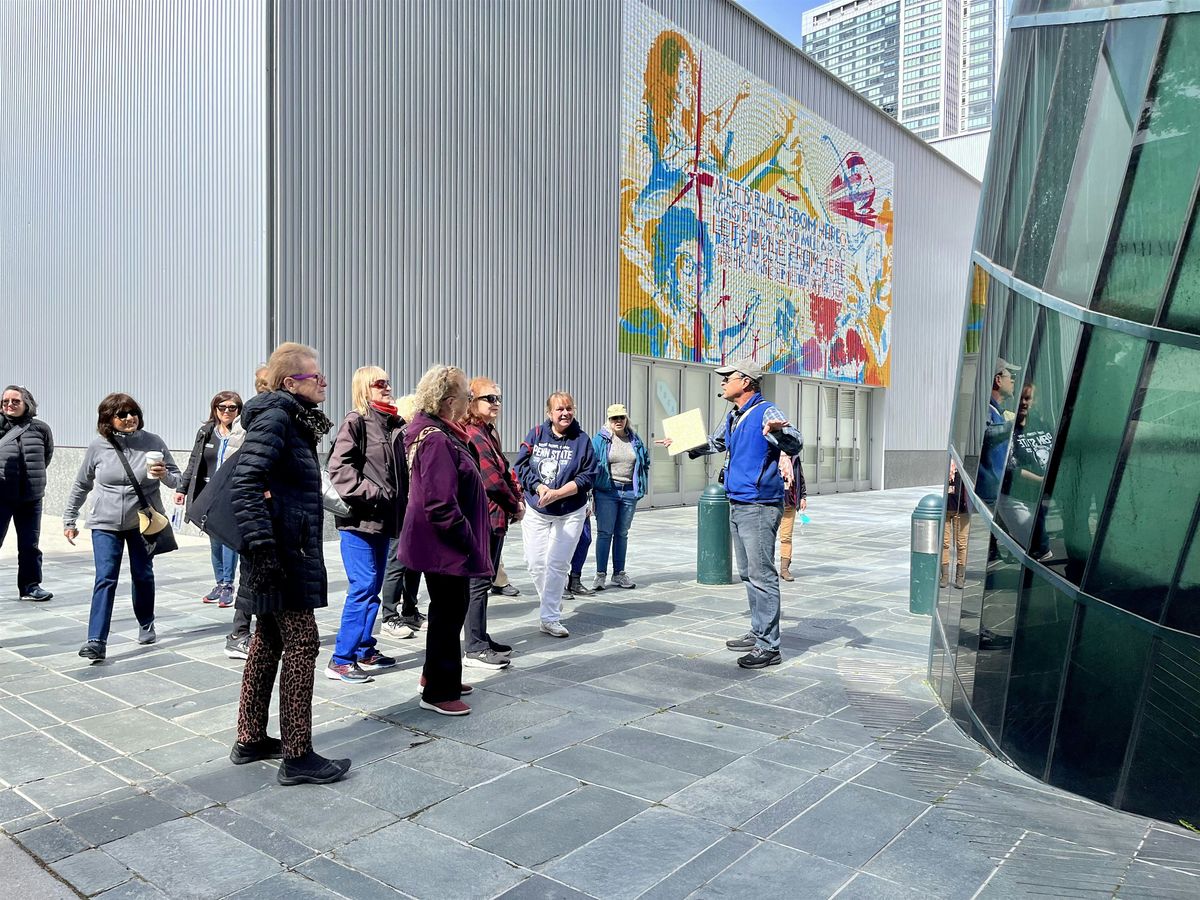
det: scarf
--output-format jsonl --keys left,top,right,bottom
{"left": 295, "top": 405, "right": 334, "bottom": 444}
{"left": 444, "top": 419, "right": 472, "bottom": 444}
{"left": 369, "top": 400, "right": 398, "bottom": 416}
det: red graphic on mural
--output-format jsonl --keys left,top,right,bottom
{"left": 810, "top": 295, "right": 841, "bottom": 344}
{"left": 827, "top": 152, "right": 878, "bottom": 227}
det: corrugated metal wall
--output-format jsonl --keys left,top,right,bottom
{"left": 272, "top": 0, "right": 624, "bottom": 447}
{"left": 0, "top": 0, "right": 269, "bottom": 450}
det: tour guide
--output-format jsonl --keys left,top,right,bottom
{"left": 662, "top": 357, "right": 802, "bottom": 669}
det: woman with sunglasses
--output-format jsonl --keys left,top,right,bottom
{"left": 176, "top": 392, "right": 246, "bottom": 614}
{"left": 64, "top": 393, "right": 180, "bottom": 661}
{"left": 0, "top": 385, "right": 55, "bottom": 602}
{"left": 590, "top": 403, "right": 650, "bottom": 591}
{"left": 325, "top": 367, "right": 404, "bottom": 684}
{"left": 461, "top": 378, "right": 523, "bottom": 669}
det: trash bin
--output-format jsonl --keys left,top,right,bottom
{"left": 910, "top": 493, "right": 944, "bottom": 615}
{"left": 697, "top": 484, "right": 734, "bottom": 585}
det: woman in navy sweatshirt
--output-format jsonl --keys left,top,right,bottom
{"left": 514, "top": 392, "right": 596, "bottom": 638}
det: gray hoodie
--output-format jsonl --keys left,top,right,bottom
{"left": 64, "top": 431, "right": 180, "bottom": 531}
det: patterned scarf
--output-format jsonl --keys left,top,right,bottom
{"left": 295, "top": 405, "right": 334, "bottom": 444}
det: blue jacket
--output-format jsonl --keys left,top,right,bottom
{"left": 689, "top": 392, "right": 802, "bottom": 504}
{"left": 592, "top": 427, "right": 651, "bottom": 499}
{"left": 977, "top": 398, "right": 1012, "bottom": 502}
{"left": 514, "top": 419, "right": 596, "bottom": 517}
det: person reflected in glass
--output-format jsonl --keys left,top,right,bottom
{"left": 591, "top": 404, "right": 651, "bottom": 591}
{"left": 941, "top": 458, "right": 970, "bottom": 589}
{"left": 998, "top": 381, "right": 1053, "bottom": 560}
{"left": 976, "top": 358, "right": 1018, "bottom": 504}
{"left": 0, "top": 386, "right": 55, "bottom": 602}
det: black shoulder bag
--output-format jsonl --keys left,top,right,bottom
{"left": 108, "top": 439, "right": 179, "bottom": 557}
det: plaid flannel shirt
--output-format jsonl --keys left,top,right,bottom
{"left": 465, "top": 422, "right": 522, "bottom": 533}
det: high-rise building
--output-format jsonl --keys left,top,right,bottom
{"left": 959, "top": 0, "right": 1006, "bottom": 131}
{"left": 802, "top": 0, "right": 902, "bottom": 117}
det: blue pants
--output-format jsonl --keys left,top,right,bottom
{"left": 570, "top": 516, "right": 592, "bottom": 577}
{"left": 209, "top": 536, "right": 238, "bottom": 583}
{"left": 333, "top": 530, "right": 389, "bottom": 665}
{"left": 729, "top": 502, "right": 784, "bottom": 652}
{"left": 593, "top": 488, "right": 638, "bottom": 574}
{"left": 88, "top": 529, "right": 155, "bottom": 643}
{"left": 0, "top": 499, "right": 43, "bottom": 591}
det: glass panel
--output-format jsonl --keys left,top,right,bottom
{"left": 837, "top": 390, "right": 855, "bottom": 482}
{"left": 950, "top": 266, "right": 1006, "bottom": 475}
{"left": 1033, "top": 327, "right": 1145, "bottom": 585}
{"left": 972, "top": 539, "right": 1024, "bottom": 738}
{"left": 801, "top": 382, "right": 818, "bottom": 481}
{"left": 1000, "top": 568, "right": 1074, "bottom": 776}
{"left": 952, "top": 509, "right": 996, "bottom": 721}
{"left": 994, "top": 26, "right": 1065, "bottom": 270}
{"left": 682, "top": 367, "right": 710, "bottom": 493}
{"left": 1085, "top": 343, "right": 1200, "bottom": 622}
{"left": 1121, "top": 633, "right": 1200, "bottom": 821}
{"left": 1050, "top": 601, "right": 1152, "bottom": 806}
{"left": 1012, "top": 24, "right": 1104, "bottom": 289}
{"left": 650, "top": 366, "right": 680, "bottom": 497}
{"left": 1165, "top": 515, "right": 1200, "bottom": 636}
{"left": 630, "top": 363, "right": 649, "bottom": 445}
{"left": 995, "top": 309, "right": 1083, "bottom": 552}
{"left": 856, "top": 390, "right": 869, "bottom": 483}
{"left": 1043, "top": 19, "right": 1163, "bottom": 305}
{"left": 975, "top": 294, "right": 1038, "bottom": 511}
{"left": 1093, "top": 15, "right": 1200, "bottom": 323}
{"left": 819, "top": 385, "right": 836, "bottom": 484}
{"left": 1160, "top": 202, "right": 1200, "bottom": 334}
{"left": 937, "top": 490, "right": 975, "bottom": 654}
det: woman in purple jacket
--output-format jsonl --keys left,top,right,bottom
{"left": 397, "top": 365, "right": 492, "bottom": 716}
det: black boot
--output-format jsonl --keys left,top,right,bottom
{"left": 567, "top": 575, "right": 592, "bottom": 596}
{"left": 277, "top": 750, "right": 351, "bottom": 786}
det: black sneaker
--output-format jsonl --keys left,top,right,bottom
{"left": 230, "top": 736, "right": 283, "bottom": 765}
{"left": 737, "top": 648, "right": 782, "bottom": 669}
{"left": 725, "top": 633, "right": 756, "bottom": 651}
{"left": 20, "top": 586, "right": 53, "bottom": 602}
{"left": 399, "top": 612, "right": 425, "bottom": 632}
{"left": 488, "top": 639, "right": 513, "bottom": 655}
{"left": 463, "top": 649, "right": 511, "bottom": 670}
{"left": 277, "top": 750, "right": 351, "bottom": 786}
{"left": 491, "top": 583, "right": 521, "bottom": 597}
{"left": 79, "top": 640, "right": 106, "bottom": 661}
{"left": 225, "top": 635, "right": 251, "bottom": 660}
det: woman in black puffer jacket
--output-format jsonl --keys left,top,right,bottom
{"left": 226, "top": 342, "right": 350, "bottom": 786}
{"left": 0, "top": 385, "right": 54, "bottom": 601}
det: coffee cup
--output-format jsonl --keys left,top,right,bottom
{"left": 145, "top": 451, "right": 164, "bottom": 479}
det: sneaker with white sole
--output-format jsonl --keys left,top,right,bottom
{"left": 592, "top": 573, "right": 607, "bottom": 591}
{"left": 357, "top": 651, "right": 397, "bottom": 672}
{"left": 224, "top": 635, "right": 250, "bottom": 660}
{"left": 463, "top": 649, "right": 511, "bottom": 670}
{"left": 137, "top": 621, "right": 157, "bottom": 645}
{"left": 381, "top": 618, "right": 417, "bottom": 639}
{"left": 540, "top": 620, "right": 569, "bottom": 638}
{"left": 325, "top": 661, "right": 373, "bottom": 684}
{"left": 610, "top": 572, "right": 635, "bottom": 589}
{"left": 420, "top": 698, "right": 471, "bottom": 716}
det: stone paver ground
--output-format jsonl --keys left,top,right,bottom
{"left": 1, "top": 487, "right": 1198, "bottom": 899}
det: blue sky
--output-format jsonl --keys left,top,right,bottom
{"left": 732, "top": 0, "right": 829, "bottom": 48}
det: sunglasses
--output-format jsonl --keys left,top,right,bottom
{"left": 478, "top": 394, "right": 502, "bottom": 404}
{"left": 215, "top": 404, "right": 241, "bottom": 413}
{"left": 290, "top": 372, "right": 328, "bottom": 385}
{"left": 0, "top": 398, "right": 23, "bottom": 407}
{"left": 371, "top": 379, "right": 391, "bottom": 390}
{"left": 609, "top": 415, "right": 627, "bottom": 421}
{"left": 115, "top": 410, "right": 139, "bottom": 420}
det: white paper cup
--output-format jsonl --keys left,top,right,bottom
{"left": 145, "top": 451, "right": 164, "bottom": 478}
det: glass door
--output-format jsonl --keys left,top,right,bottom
{"left": 837, "top": 388, "right": 856, "bottom": 489}
{"left": 648, "top": 364, "right": 682, "bottom": 506}
{"left": 800, "top": 381, "right": 820, "bottom": 495}
{"left": 680, "top": 366, "right": 712, "bottom": 504}
{"left": 855, "top": 388, "right": 871, "bottom": 489}
{"left": 818, "top": 385, "right": 837, "bottom": 489}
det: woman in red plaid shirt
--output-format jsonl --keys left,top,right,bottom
{"left": 461, "top": 378, "right": 525, "bottom": 669}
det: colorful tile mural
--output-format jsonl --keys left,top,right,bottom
{"left": 619, "top": 1, "right": 895, "bottom": 386}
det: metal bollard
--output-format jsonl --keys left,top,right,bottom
{"left": 697, "top": 483, "right": 735, "bottom": 585}
{"left": 910, "top": 494, "right": 945, "bottom": 615}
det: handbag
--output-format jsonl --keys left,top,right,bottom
{"left": 108, "top": 438, "right": 179, "bottom": 557}
{"left": 322, "top": 470, "right": 351, "bottom": 516}
{"left": 184, "top": 454, "right": 246, "bottom": 551}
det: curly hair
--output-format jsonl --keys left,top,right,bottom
{"left": 413, "top": 365, "right": 467, "bottom": 416}
{"left": 97, "top": 393, "right": 145, "bottom": 438}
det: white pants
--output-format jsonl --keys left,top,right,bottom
{"left": 522, "top": 506, "right": 587, "bottom": 623}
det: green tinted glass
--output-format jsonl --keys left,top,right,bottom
{"left": 1160, "top": 206, "right": 1200, "bottom": 334}
{"left": 1093, "top": 15, "right": 1200, "bottom": 322}
{"left": 972, "top": 543, "right": 1024, "bottom": 737}
{"left": 1033, "top": 327, "right": 1145, "bottom": 584}
{"left": 1050, "top": 602, "right": 1152, "bottom": 805}
{"left": 951, "top": 271, "right": 1009, "bottom": 476}
{"left": 1165, "top": 522, "right": 1200, "bottom": 636}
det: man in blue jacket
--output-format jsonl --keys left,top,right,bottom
{"left": 667, "top": 358, "right": 802, "bottom": 668}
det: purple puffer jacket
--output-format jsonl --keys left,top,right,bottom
{"left": 396, "top": 411, "right": 492, "bottom": 578}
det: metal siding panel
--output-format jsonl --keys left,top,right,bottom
{"left": 0, "top": 0, "right": 269, "bottom": 449}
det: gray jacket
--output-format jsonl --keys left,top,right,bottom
{"left": 64, "top": 431, "right": 181, "bottom": 531}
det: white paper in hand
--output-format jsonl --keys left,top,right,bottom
{"left": 662, "top": 408, "right": 708, "bottom": 456}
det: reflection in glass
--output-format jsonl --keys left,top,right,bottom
{"left": 819, "top": 385, "right": 836, "bottom": 484}
{"left": 951, "top": 509, "right": 997, "bottom": 733}
{"left": 650, "top": 367, "right": 680, "bottom": 496}
{"left": 1161, "top": 204, "right": 1200, "bottom": 334}
{"left": 1093, "top": 15, "right": 1200, "bottom": 323}
{"left": 950, "top": 266, "right": 1004, "bottom": 475}
{"left": 801, "top": 382, "right": 818, "bottom": 485}
{"left": 837, "top": 389, "right": 855, "bottom": 482}
{"left": 1033, "top": 327, "right": 1145, "bottom": 584}
{"left": 1165, "top": 519, "right": 1200, "bottom": 636}
{"left": 1000, "top": 568, "right": 1074, "bottom": 776}
{"left": 972, "top": 543, "right": 1023, "bottom": 736}
{"left": 1050, "top": 602, "right": 1152, "bottom": 805}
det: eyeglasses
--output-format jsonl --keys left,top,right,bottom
{"left": 478, "top": 394, "right": 502, "bottom": 404}
{"left": 0, "top": 398, "right": 23, "bottom": 407}
{"left": 720, "top": 373, "right": 749, "bottom": 384}
{"left": 370, "top": 379, "right": 391, "bottom": 390}
{"left": 115, "top": 410, "right": 139, "bottom": 420}
{"left": 215, "top": 404, "right": 241, "bottom": 413}
{"left": 290, "top": 372, "right": 328, "bottom": 385}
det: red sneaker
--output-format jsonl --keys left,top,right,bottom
{"left": 419, "top": 674, "right": 473, "bottom": 695}
{"left": 419, "top": 698, "right": 471, "bottom": 716}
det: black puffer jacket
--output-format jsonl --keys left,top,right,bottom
{"left": 230, "top": 390, "right": 328, "bottom": 614}
{"left": 0, "top": 408, "right": 54, "bottom": 504}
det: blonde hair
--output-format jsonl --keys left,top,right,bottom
{"left": 465, "top": 376, "right": 499, "bottom": 425}
{"left": 413, "top": 365, "right": 467, "bottom": 416}
{"left": 254, "top": 365, "right": 269, "bottom": 394}
{"left": 350, "top": 365, "right": 388, "bottom": 416}
{"left": 396, "top": 394, "right": 417, "bottom": 422}
{"left": 545, "top": 391, "right": 575, "bottom": 417}
{"left": 265, "top": 342, "right": 318, "bottom": 391}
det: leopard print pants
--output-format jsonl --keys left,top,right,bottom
{"left": 236, "top": 608, "right": 320, "bottom": 759}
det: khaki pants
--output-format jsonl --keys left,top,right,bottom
{"left": 942, "top": 511, "right": 969, "bottom": 577}
{"left": 778, "top": 506, "right": 797, "bottom": 561}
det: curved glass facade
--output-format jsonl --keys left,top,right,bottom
{"left": 933, "top": 5, "right": 1200, "bottom": 825}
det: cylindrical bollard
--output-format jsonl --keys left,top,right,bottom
{"left": 697, "top": 483, "right": 734, "bottom": 584}
{"left": 910, "top": 493, "right": 945, "bottom": 615}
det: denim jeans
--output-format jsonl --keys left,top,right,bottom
{"left": 332, "top": 530, "right": 389, "bottom": 665}
{"left": 729, "top": 502, "right": 783, "bottom": 652}
{"left": 570, "top": 516, "right": 592, "bottom": 577}
{"left": 209, "top": 536, "right": 238, "bottom": 584}
{"left": 88, "top": 529, "right": 155, "bottom": 643}
{"left": 0, "top": 499, "right": 43, "bottom": 591}
{"left": 593, "top": 488, "right": 638, "bottom": 574}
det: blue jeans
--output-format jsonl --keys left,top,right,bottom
{"left": 593, "top": 488, "right": 639, "bottom": 574}
{"left": 570, "top": 516, "right": 592, "bottom": 577}
{"left": 729, "top": 502, "right": 783, "bottom": 652}
{"left": 0, "top": 499, "right": 43, "bottom": 591}
{"left": 209, "top": 536, "right": 238, "bottom": 584}
{"left": 88, "top": 529, "right": 155, "bottom": 643}
{"left": 333, "top": 530, "right": 389, "bottom": 665}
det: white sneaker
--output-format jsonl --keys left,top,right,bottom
{"left": 592, "top": 573, "right": 607, "bottom": 591}
{"left": 611, "top": 572, "right": 636, "bottom": 589}
{"left": 381, "top": 619, "right": 417, "bottom": 639}
{"left": 540, "top": 620, "right": 570, "bottom": 638}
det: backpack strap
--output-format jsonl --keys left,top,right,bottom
{"left": 405, "top": 427, "right": 439, "bottom": 479}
